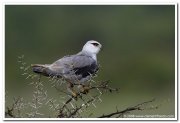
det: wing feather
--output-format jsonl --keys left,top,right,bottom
{"left": 49, "top": 53, "right": 98, "bottom": 78}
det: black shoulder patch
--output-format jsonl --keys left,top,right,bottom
{"left": 73, "top": 62, "right": 98, "bottom": 78}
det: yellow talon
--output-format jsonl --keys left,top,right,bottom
{"left": 79, "top": 85, "right": 90, "bottom": 94}
{"left": 71, "top": 91, "right": 78, "bottom": 98}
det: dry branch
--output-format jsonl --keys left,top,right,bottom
{"left": 98, "top": 98, "right": 157, "bottom": 118}
{"left": 57, "top": 80, "right": 119, "bottom": 118}
{"left": 5, "top": 56, "right": 159, "bottom": 118}
{"left": 5, "top": 97, "right": 22, "bottom": 118}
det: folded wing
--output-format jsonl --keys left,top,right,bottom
{"left": 49, "top": 53, "right": 98, "bottom": 82}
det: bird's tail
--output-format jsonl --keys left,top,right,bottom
{"left": 31, "top": 64, "right": 51, "bottom": 76}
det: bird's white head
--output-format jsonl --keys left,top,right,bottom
{"left": 82, "top": 40, "right": 102, "bottom": 55}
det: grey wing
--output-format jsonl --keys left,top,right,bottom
{"left": 49, "top": 54, "right": 98, "bottom": 78}
{"left": 49, "top": 55, "right": 74, "bottom": 75}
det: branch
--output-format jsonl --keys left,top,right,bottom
{"left": 89, "top": 80, "right": 120, "bottom": 92}
{"left": 67, "top": 96, "right": 98, "bottom": 118}
{"left": 5, "top": 107, "right": 15, "bottom": 118}
{"left": 5, "top": 97, "right": 21, "bottom": 118}
{"left": 57, "top": 80, "right": 119, "bottom": 118}
{"left": 98, "top": 98, "right": 157, "bottom": 118}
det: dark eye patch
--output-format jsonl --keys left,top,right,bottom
{"left": 91, "top": 43, "right": 99, "bottom": 46}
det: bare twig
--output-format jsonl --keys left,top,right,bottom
{"left": 98, "top": 98, "right": 157, "bottom": 118}
{"left": 57, "top": 80, "right": 119, "bottom": 118}
{"left": 5, "top": 97, "right": 22, "bottom": 118}
{"left": 67, "top": 95, "right": 98, "bottom": 118}
{"left": 89, "top": 80, "right": 119, "bottom": 92}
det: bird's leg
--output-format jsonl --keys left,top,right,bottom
{"left": 78, "top": 84, "right": 90, "bottom": 94}
{"left": 67, "top": 82, "right": 77, "bottom": 98}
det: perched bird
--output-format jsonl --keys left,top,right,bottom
{"left": 31, "top": 40, "right": 102, "bottom": 97}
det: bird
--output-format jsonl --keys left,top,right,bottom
{"left": 31, "top": 40, "right": 102, "bottom": 97}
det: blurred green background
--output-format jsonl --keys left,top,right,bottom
{"left": 5, "top": 5, "right": 175, "bottom": 118}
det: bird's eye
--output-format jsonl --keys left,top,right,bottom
{"left": 91, "top": 43, "right": 99, "bottom": 46}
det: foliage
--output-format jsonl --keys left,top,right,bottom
{"left": 5, "top": 55, "right": 158, "bottom": 118}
